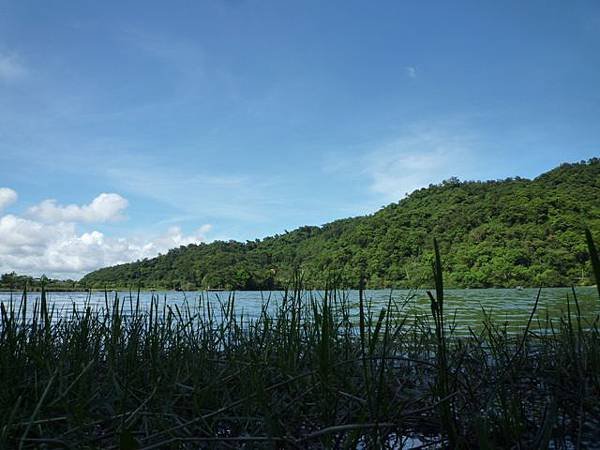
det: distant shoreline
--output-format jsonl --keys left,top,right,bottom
{"left": 0, "top": 285, "right": 596, "bottom": 294}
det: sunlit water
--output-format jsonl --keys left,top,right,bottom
{"left": 1, "top": 287, "right": 598, "bottom": 334}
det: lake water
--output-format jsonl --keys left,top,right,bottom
{"left": 1, "top": 287, "right": 598, "bottom": 334}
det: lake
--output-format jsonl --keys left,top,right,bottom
{"left": 2, "top": 287, "right": 598, "bottom": 334}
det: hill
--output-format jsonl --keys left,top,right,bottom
{"left": 81, "top": 159, "right": 600, "bottom": 289}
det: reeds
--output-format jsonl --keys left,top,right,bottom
{"left": 1, "top": 234, "right": 599, "bottom": 449}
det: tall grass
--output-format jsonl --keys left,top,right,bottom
{"left": 1, "top": 235, "right": 599, "bottom": 449}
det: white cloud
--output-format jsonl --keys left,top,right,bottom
{"left": 28, "top": 193, "right": 129, "bottom": 223}
{"left": 0, "top": 53, "right": 27, "bottom": 81}
{"left": 0, "top": 214, "right": 75, "bottom": 255}
{"left": 0, "top": 187, "right": 18, "bottom": 211}
{"left": 364, "top": 127, "right": 476, "bottom": 201}
{"left": 405, "top": 66, "right": 417, "bottom": 78}
{"left": 0, "top": 217, "right": 212, "bottom": 279}
{"left": 0, "top": 191, "right": 212, "bottom": 278}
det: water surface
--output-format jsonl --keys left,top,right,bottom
{"left": 2, "top": 287, "right": 597, "bottom": 334}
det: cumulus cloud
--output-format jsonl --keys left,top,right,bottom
{"left": 0, "top": 187, "right": 18, "bottom": 211}
{"left": 28, "top": 193, "right": 129, "bottom": 223}
{"left": 0, "top": 53, "right": 27, "bottom": 81}
{"left": 0, "top": 191, "right": 212, "bottom": 278}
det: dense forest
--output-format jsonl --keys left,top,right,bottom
{"left": 79, "top": 159, "right": 600, "bottom": 290}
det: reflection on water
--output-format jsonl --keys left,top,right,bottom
{"left": 1, "top": 287, "right": 598, "bottom": 334}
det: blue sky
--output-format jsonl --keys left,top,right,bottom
{"left": 0, "top": 1, "right": 599, "bottom": 277}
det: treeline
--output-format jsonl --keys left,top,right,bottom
{"left": 81, "top": 158, "right": 600, "bottom": 290}
{"left": 0, "top": 273, "right": 80, "bottom": 291}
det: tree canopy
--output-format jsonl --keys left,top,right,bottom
{"left": 80, "top": 159, "right": 600, "bottom": 290}
{"left": 0, "top": 272, "right": 79, "bottom": 291}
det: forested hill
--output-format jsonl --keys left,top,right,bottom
{"left": 81, "top": 159, "right": 600, "bottom": 290}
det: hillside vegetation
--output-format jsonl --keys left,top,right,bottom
{"left": 81, "top": 159, "right": 600, "bottom": 290}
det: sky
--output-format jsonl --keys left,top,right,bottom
{"left": 0, "top": 0, "right": 599, "bottom": 279}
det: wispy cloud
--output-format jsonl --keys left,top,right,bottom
{"left": 0, "top": 52, "right": 27, "bottom": 82}
{"left": 324, "top": 123, "right": 477, "bottom": 205}
{"left": 405, "top": 66, "right": 417, "bottom": 79}
{"left": 106, "top": 160, "right": 282, "bottom": 223}
{"left": 118, "top": 27, "right": 205, "bottom": 84}
{"left": 365, "top": 127, "right": 476, "bottom": 201}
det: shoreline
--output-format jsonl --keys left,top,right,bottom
{"left": 1, "top": 284, "right": 596, "bottom": 294}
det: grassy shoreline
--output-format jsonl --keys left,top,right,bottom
{"left": 2, "top": 285, "right": 599, "bottom": 449}
{"left": 1, "top": 236, "right": 599, "bottom": 449}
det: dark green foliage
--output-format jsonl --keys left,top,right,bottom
{"left": 585, "top": 228, "right": 600, "bottom": 298}
{"left": 0, "top": 273, "right": 81, "bottom": 291}
{"left": 81, "top": 159, "right": 600, "bottom": 290}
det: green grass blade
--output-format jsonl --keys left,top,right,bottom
{"left": 585, "top": 228, "right": 600, "bottom": 299}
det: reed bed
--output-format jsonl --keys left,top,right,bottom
{"left": 1, "top": 237, "right": 600, "bottom": 449}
